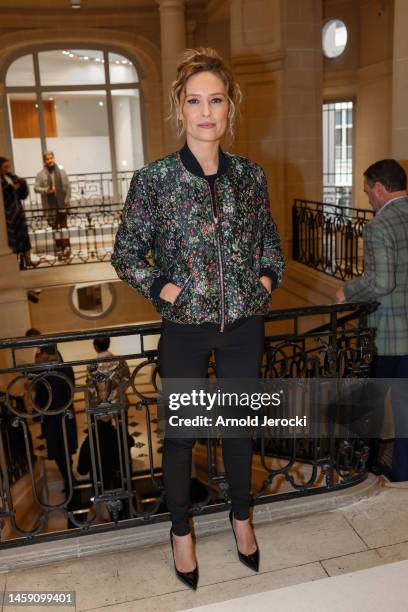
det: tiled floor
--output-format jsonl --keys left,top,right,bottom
{"left": 183, "top": 560, "right": 408, "bottom": 612}
{"left": 2, "top": 482, "right": 408, "bottom": 612}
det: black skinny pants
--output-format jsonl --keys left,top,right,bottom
{"left": 159, "top": 315, "right": 265, "bottom": 536}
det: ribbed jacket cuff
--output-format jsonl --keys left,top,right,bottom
{"left": 150, "top": 275, "right": 171, "bottom": 301}
{"left": 260, "top": 267, "right": 279, "bottom": 290}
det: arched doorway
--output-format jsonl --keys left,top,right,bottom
{"left": 4, "top": 46, "right": 145, "bottom": 206}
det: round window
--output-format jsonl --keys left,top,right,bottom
{"left": 322, "top": 19, "right": 348, "bottom": 58}
{"left": 70, "top": 282, "right": 116, "bottom": 319}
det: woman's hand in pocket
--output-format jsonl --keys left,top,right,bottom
{"left": 159, "top": 282, "right": 182, "bottom": 304}
{"left": 259, "top": 275, "right": 272, "bottom": 295}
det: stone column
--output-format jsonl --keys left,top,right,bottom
{"left": 282, "top": 0, "right": 323, "bottom": 218}
{"left": 230, "top": 0, "right": 323, "bottom": 256}
{"left": 391, "top": 0, "right": 408, "bottom": 170}
{"left": 187, "top": 19, "right": 196, "bottom": 48}
{"left": 0, "top": 285, "right": 31, "bottom": 389}
{"left": 156, "top": 0, "right": 187, "bottom": 153}
{"left": 0, "top": 189, "right": 30, "bottom": 344}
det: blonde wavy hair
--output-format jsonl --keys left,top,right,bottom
{"left": 168, "top": 47, "right": 242, "bottom": 139}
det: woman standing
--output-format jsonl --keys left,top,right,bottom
{"left": 112, "top": 47, "right": 285, "bottom": 590}
{"left": 0, "top": 157, "right": 32, "bottom": 268}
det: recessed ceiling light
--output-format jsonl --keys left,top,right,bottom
{"left": 98, "top": 101, "right": 104, "bottom": 107}
{"left": 71, "top": 0, "right": 81, "bottom": 9}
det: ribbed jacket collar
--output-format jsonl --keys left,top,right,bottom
{"left": 178, "top": 141, "right": 229, "bottom": 178}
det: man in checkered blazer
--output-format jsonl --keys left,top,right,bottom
{"left": 336, "top": 159, "right": 408, "bottom": 481}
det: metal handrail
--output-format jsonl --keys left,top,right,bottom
{"left": 0, "top": 302, "right": 377, "bottom": 547}
{"left": 292, "top": 199, "right": 374, "bottom": 280}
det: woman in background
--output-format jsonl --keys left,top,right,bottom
{"left": 0, "top": 156, "right": 31, "bottom": 268}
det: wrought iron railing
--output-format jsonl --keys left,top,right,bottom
{"left": 293, "top": 199, "right": 374, "bottom": 280}
{"left": 0, "top": 394, "right": 35, "bottom": 487}
{"left": 20, "top": 170, "right": 133, "bottom": 269}
{"left": 0, "top": 302, "right": 377, "bottom": 548}
{"left": 24, "top": 203, "right": 122, "bottom": 269}
{"left": 23, "top": 171, "right": 133, "bottom": 212}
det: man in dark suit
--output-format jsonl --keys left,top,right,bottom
{"left": 336, "top": 159, "right": 408, "bottom": 480}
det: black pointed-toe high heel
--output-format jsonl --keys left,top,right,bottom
{"left": 170, "top": 528, "right": 199, "bottom": 590}
{"left": 229, "top": 510, "right": 259, "bottom": 572}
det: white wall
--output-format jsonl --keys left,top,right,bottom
{"left": 129, "top": 94, "right": 144, "bottom": 169}
{"left": 11, "top": 139, "right": 43, "bottom": 177}
{"left": 112, "top": 96, "right": 134, "bottom": 169}
{"left": 45, "top": 136, "right": 112, "bottom": 174}
{"left": 54, "top": 98, "right": 109, "bottom": 137}
{"left": 13, "top": 136, "right": 111, "bottom": 176}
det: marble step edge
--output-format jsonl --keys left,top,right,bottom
{"left": 0, "top": 473, "right": 381, "bottom": 573}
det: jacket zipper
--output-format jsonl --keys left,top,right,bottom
{"left": 207, "top": 179, "right": 225, "bottom": 333}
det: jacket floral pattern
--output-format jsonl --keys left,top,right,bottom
{"left": 111, "top": 147, "right": 285, "bottom": 330}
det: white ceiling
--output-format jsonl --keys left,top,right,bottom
{"left": 6, "top": 49, "right": 138, "bottom": 88}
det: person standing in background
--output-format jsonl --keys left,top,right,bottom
{"left": 0, "top": 156, "right": 32, "bottom": 268}
{"left": 34, "top": 151, "right": 71, "bottom": 259}
{"left": 34, "top": 344, "right": 78, "bottom": 494}
{"left": 336, "top": 159, "right": 408, "bottom": 481}
{"left": 88, "top": 336, "right": 131, "bottom": 406}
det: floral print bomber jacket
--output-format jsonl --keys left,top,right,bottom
{"left": 111, "top": 143, "right": 285, "bottom": 331}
